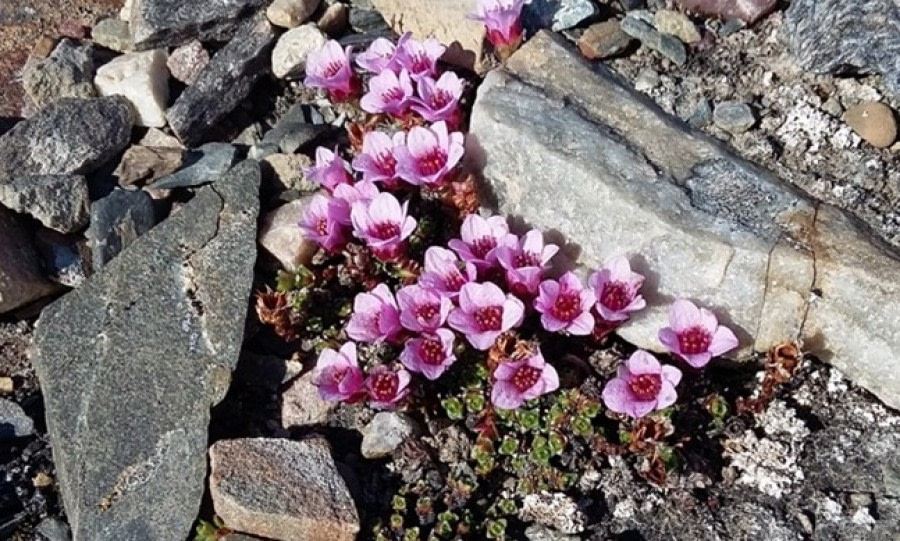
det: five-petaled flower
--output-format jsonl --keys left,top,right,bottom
{"left": 395, "top": 121, "right": 465, "bottom": 186}
{"left": 360, "top": 69, "right": 415, "bottom": 117}
{"left": 351, "top": 131, "right": 406, "bottom": 184}
{"left": 397, "top": 284, "right": 453, "bottom": 332}
{"left": 496, "top": 229, "right": 558, "bottom": 298}
{"left": 589, "top": 255, "right": 646, "bottom": 322}
{"left": 534, "top": 272, "right": 595, "bottom": 335}
{"left": 491, "top": 346, "right": 560, "bottom": 409}
{"left": 469, "top": 0, "right": 526, "bottom": 49}
{"left": 346, "top": 283, "right": 403, "bottom": 343}
{"left": 350, "top": 192, "right": 417, "bottom": 260}
{"left": 332, "top": 180, "right": 380, "bottom": 224}
{"left": 400, "top": 329, "right": 457, "bottom": 380}
{"left": 418, "top": 246, "right": 477, "bottom": 299}
{"left": 312, "top": 342, "right": 366, "bottom": 403}
{"left": 304, "top": 40, "right": 360, "bottom": 101}
{"left": 448, "top": 282, "right": 524, "bottom": 350}
{"left": 299, "top": 194, "right": 348, "bottom": 252}
{"left": 304, "top": 146, "right": 353, "bottom": 193}
{"left": 601, "top": 350, "right": 682, "bottom": 418}
{"left": 355, "top": 34, "right": 409, "bottom": 74}
{"left": 396, "top": 36, "right": 446, "bottom": 80}
{"left": 658, "top": 299, "right": 739, "bottom": 368}
{"left": 411, "top": 71, "right": 465, "bottom": 128}
{"left": 448, "top": 214, "right": 516, "bottom": 271}
{"left": 366, "top": 365, "right": 411, "bottom": 409}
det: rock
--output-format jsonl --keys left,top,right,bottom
{"left": 653, "top": 9, "right": 700, "bottom": 44}
{"left": 525, "top": 524, "right": 579, "bottom": 541}
{"left": 91, "top": 18, "right": 133, "bottom": 53}
{"left": 209, "top": 438, "right": 359, "bottom": 541}
{"left": 469, "top": 32, "right": 900, "bottom": 409}
{"left": 0, "top": 209, "right": 58, "bottom": 313}
{"left": 281, "top": 370, "right": 336, "bottom": 428}
{"left": 259, "top": 197, "right": 318, "bottom": 271}
{"left": 0, "top": 96, "right": 133, "bottom": 183}
{"left": 687, "top": 98, "right": 713, "bottom": 128}
{"left": 86, "top": 189, "right": 157, "bottom": 270}
{"left": 524, "top": 0, "right": 599, "bottom": 33}
{"left": 713, "top": 101, "right": 756, "bottom": 134}
{"left": 22, "top": 39, "right": 96, "bottom": 108}
{"left": 360, "top": 411, "right": 421, "bottom": 459}
{"left": 115, "top": 145, "right": 185, "bottom": 186}
{"left": 267, "top": 0, "right": 321, "bottom": 28}
{"left": 32, "top": 161, "right": 260, "bottom": 540}
{"left": 34, "top": 229, "right": 92, "bottom": 287}
{"left": 347, "top": 6, "right": 390, "bottom": 35}
{"left": 0, "top": 377, "right": 13, "bottom": 394}
{"left": 0, "top": 397, "right": 35, "bottom": 439}
{"left": 621, "top": 14, "right": 687, "bottom": 66}
{"left": 843, "top": 101, "right": 898, "bottom": 149}
{"left": 147, "top": 142, "right": 238, "bottom": 189}
{"left": 94, "top": 49, "right": 170, "bottom": 128}
{"left": 675, "top": 0, "right": 776, "bottom": 25}
{"left": 167, "top": 40, "right": 209, "bottom": 85}
{"left": 32, "top": 35, "right": 59, "bottom": 59}
{"left": 520, "top": 492, "right": 587, "bottom": 534}
{"left": 262, "top": 152, "right": 315, "bottom": 192}
{"left": 130, "top": 0, "right": 268, "bottom": 51}
{"left": 317, "top": 2, "right": 349, "bottom": 35}
{"left": 139, "top": 127, "right": 184, "bottom": 149}
{"left": 272, "top": 24, "right": 328, "bottom": 79}
{"left": 370, "top": 0, "right": 488, "bottom": 73}
{"left": 167, "top": 15, "right": 276, "bottom": 146}
{"left": 633, "top": 67, "right": 659, "bottom": 92}
{"left": 120, "top": 0, "right": 134, "bottom": 20}
{"left": 0, "top": 174, "right": 89, "bottom": 233}
{"left": 263, "top": 103, "right": 330, "bottom": 153}
{"left": 577, "top": 21, "right": 632, "bottom": 60}
{"left": 35, "top": 517, "right": 72, "bottom": 541}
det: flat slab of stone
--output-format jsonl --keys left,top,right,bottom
{"left": 130, "top": 0, "right": 268, "bottom": 51}
{"left": 469, "top": 31, "right": 900, "bottom": 409}
{"left": 32, "top": 161, "right": 260, "bottom": 540}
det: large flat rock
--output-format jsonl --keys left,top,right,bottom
{"left": 130, "top": 0, "right": 268, "bottom": 51}
{"left": 32, "top": 161, "right": 261, "bottom": 540}
{"left": 469, "top": 32, "right": 900, "bottom": 409}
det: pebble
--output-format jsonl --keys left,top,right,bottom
{"left": 713, "top": 100, "right": 756, "bottom": 134}
{"left": 0, "top": 397, "right": 35, "bottom": 440}
{"left": 148, "top": 142, "right": 238, "bottom": 189}
{"left": 91, "top": 17, "right": 133, "bottom": 53}
{"left": 687, "top": 98, "right": 714, "bottom": 128}
{"left": 267, "top": 0, "right": 322, "bottom": 28}
{"left": 317, "top": 2, "right": 349, "bottom": 35}
{"left": 35, "top": 517, "right": 72, "bottom": 541}
{"left": 32, "top": 35, "right": 58, "bottom": 59}
{"left": 843, "top": 101, "right": 898, "bottom": 148}
{"left": 360, "top": 411, "right": 421, "bottom": 459}
{"left": 33, "top": 229, "right": 92, "bottom": 287}
{"left": 263, "top": 103, "right": 330, "bottom": 153}
{"left": 167, "top": 41, "right": 209, "bottom": 85}
{"left": 577, "top": 20, "right": 632, "bottom": 60}
{"left": 139, "top": 128, "right": 184, "bottom": 149}
{"left": 115, "top": 145, "right": 185, "bottom": 187}
{"left": 634, "top": 67, "right": 660, "bottom": 92}
{"left": 263, "top": 152, "right": 315, "bottom": 192}
{"left": 94, "top": 49, "right": 170, "bottom": 128}
{"left": 654, "top": 9, "right": 701, "bottom": 43}
{"left": 33, "top": 472, "right": 54, "bottom": 488}
{"left": 821, "top": 96, "right": 844, "bottom": 118}
{"left": 280, "top": 369, "right": 335, "bottom": 427}
{"left": 621, "top": 14, "right": 687, "bottom": 66}
{"left": 272, "top": 23, "right": 328, "bottom": 79}
{"left": 0, "top": 377, "right": 13, "bottom": 394}
{"left": 22, "top": 39, "right": 96, "bottom": 109}
{"left": 552, "top": 0, "right": 598, "bottom": 32}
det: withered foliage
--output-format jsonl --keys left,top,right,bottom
{"left": 736, "top": 342, "right": 802, "bottom": 415}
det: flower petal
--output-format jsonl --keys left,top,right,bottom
{"left": 669, "top": 299, "right": 701, "bottom": 331}
{"left": 709, "top": 325, "right": 739, "bottom": 357}
{"left": 601, "top": 377, "right": 631, "bottom": 414}
{"left": 626, "top": 350, "right": 661, "bottom": 375}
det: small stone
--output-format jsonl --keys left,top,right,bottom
{"left": 0, "top": 397, "right": 35, "bottom": 439}
{"left": 281, "top": 370, "right": 335, "bottom": 428}
{"left": 259, "top": 197, "right": 318, "bottom": 271}
{"left": 687, "top": 98, "right": 714, "bottom": 128}
{"left": 316, "top": 2, "right": 349, "bottom": 35}
{"left": 131, "top": 0, "right": 268, "bottom": 50}
{"left": 95, "top": 49, "right": 170, "bottom": 128}
{"left": 86, "top": 189, "right": 157, "bottom": 270}
{"left": 843, "top": 101, "right": 898, "bottom": 149}
{"left": 249, "top": 143, "right": 281, "bottom": 161}
{"left": 360, "top": 411, "right": 421, "bottom": 459}
{"left": 58, "top": 20, "right": 88, "bottom": 39}
{"left": 263, "top": 103, "right": 330, "bottom": 153}
{"left": 167, "top": 41, "right": 209, "bottom": 85}
{"left": 713, "top": 101, "right": 756, "bottom": 134}
{"left": 675, "top": 0, "right": 777, "bottom": 25}
{"left": 0, "top": 377, "right": 13, "bottom": 394}
{"left": 33, "top": 472, "right": 54, "bottom": 488}
{"left": 654, "top": 9, "right": 701, "bottom": 43}
{"left": 33, "top": 229, "right": 92, "bottom": 287}
{"left": 22, "top": 39, "right": 96, "bottom": 108}
{"left": 262, "top": 153, "right": 315, "bottom": 192}
{"left": 525, "top": 525, "right": 579, "bottom": 541}
{"left": 524, "top": 0, "right": 598, "bottom": 33}
{"left": 634, "top": 67, "right": 659, "bottom": 91}
{"left": 272, "top": 24, "right": 327, "bottom": 79}
{"left": 115, "top": 145, "right": 185, "bottom": 187}
{"left": 32, "top": 35, "right": 58, "bottom": 59}
{"left": 91, "top": 18, "right": 133, "bottom": 53}
{"left": 821, "top": 96, "right": 844, "bottom": 118}
{"left": 148, "top": 143, "right": 238, "bottom": 189}
{"left": 139, "top": 127, "right": 184, "bottom": 149}
{"left": 621, "top": 14, "right": 687, "bottom": 65}
{"left": 0, "top": 209, "right": 58, "bottom": 313}
{"left": 348, "top": 7, "right": 389, "bottom": 34}
{"left": 0, "top": 174, "right": 90, "bottom": 233}
{"left": 35, "top": 517, "right": 71, "bottom": 541}
{"left": 120, "top": 0, "right": 133, "bottom": 20}
{"left": 267, "top": 0, "right": 322, "bottom": 28}
{"left": 577, "top": 21, "right": 632, "bottom": 60}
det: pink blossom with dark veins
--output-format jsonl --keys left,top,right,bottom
{"left": 395, "top": 36, "right": 446, "bottom": 80}
{"left": 418, "top": 246, "right": 477, "bottom": 299}
{"left": 350, "top": 192, "right": 417, "bottom": 261}
{"left": 304, "top": 146, "right": 353, "bottom": 192}
{"left": 448, "top": 214, "right": 517, "bottom": 271}
{"left": 658, "top": 299, "right": 739, "bottom": 368}
{"left": 397, "top": 284, "right": 453, "bottom": 332}
{"left": 602, "top": 350, "right": 682, "bottom": 418}
{"left": 469, "top": 0, "right": 526, "bottom": 48}
{"left": 312, "top": 342, "right": 366, "bottom": 403}
{"left": 366, "top": 365, "right": 411, "bottom": 409}
{"left": 355, "top": 33, "right": 410, "bottom": 74}
{"left": 589, "top": 255, "right": 646, "bottom": 322}
{"left": 395, "top": 121, "right": 465, "bottom": 187}
{"left": 448, "top": 282, "right": 524, "bottom": 350}
{"left": 496, "top": 229, "right": 558, "bottom": 298}
{"left": 351, "top": 131, "right": 406, "bottom": 184}
{"left": 534, "top": 272, "right": 595, "bottom": 335}
{"left": 360, "top": 69, "right": 415, "bottom": 117}
{"left": 411, "top": 71, "right": 465, "bottom": 127}
{"left": 400, "top": 329, "right": 457, "bottom": 380}
{"left": 491, "top": 346, "right": 559, "bottom": 409}
{"left": 346, "top": 283, "right": 402, "bottom": 344}
{"left": 298, "top": 194, "right": 349, "bottom": 252}
{"left": 304, "top": 40, "right": 360, "bottom": 101}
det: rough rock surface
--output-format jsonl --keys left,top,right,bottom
{"left": 92, "top": 17, "right": 134, "bottom": 53}
{"left": 148, "top": 143, "right": 238, "bottom": 189}
{"left": 360, "top": 412, "right": 420, "bottom": 459}
{"left": 0, "top": 396, "right": 35, "bottom": 440}
{"left": 94, "top": 49, "right": 170, "bottom": 128}
{"left": 21, "top": 39, "right": 96, "bottom": 108}
{"left": 0, "top": 174, "right": 89, "bottom": 233}
{"left": 86, "top": 189, "right": 157, "bottom": 271}
{"left": 166, "top": 40, "right": 209, "bottom": 85}
{"left": 271, "top": 23, "right": 327, "bottom": 79}
{"left": 209, "top": 437, "right": 359, "bottom": 541}
{"left": 0, "top": 209, "right": 58, "bottom": 313}
{"left": 259, "top": 197, "right": 317, "bottom": 271}
{"left": 469, "top": 32, "right": 900, "bottom": 409}
{"left": 32, "top": 161, "right": 260, "bottom": 540}
{"left": 114, "top": 145, "right": 185, "bottom": 187}
{"left": 130, "top": 0, "right": 268, "bottom": 51}
{"left": 675, "top": 0, "right": 777, "bottom": 24}
{"left": 266, "top": 0, "right": 321, "bottom": 28}
{"left": 784, "top": 0, "right": 900, "bottom": 100}
{"left": 280, "top": 371, "right": 335, "bottom": 428}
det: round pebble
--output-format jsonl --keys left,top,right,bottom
{"left": 713, "top": 101, "right": 756, "bottom": 134}
{"left": 843, "top": 101, "right": 898, "bottom": 149}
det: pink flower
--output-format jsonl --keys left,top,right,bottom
{"left": 601, "top": 350, "right": 682, "bottom": 418}
{"left": 448, "top": 282, "right": 524, "bottom": 350}
{"left": 588, "top": 255, "right": 646, "bottom": 322}
{"left": 366, "top": 365, "right": 411, "bottom": 409}
{"left": 399, "top": 329, "right": 457, "bottom": 380}
{"left": 304, "top": 147, "right": 353, "bottom": 192}
{"left": 418, "top": 246, "right": 477, "bottom": 299}
{"left": 534, "top": 272, "right": 595, "bottom": 335}
{"left": 469, "top": 0, "right": 525, "bottom": 48}
{"left": 346, "top": 283, "right": 402, "bottom": 343}
{"left": 395, "top": 36, "right": 446, "bottom": 80}
{"left": 350, "top": 192, "right": 417, "bottom": 260}
{"left": 491, "top": 347, "right": 559, "bottom": 409}
{"left": 332, "top": 180, "right": 380, "bottom": 224}
{"left": 397, "top": 284, "right": 453, "bottom": 332}
{"left": 448, "top": 214, "right": 517, "bottom": 270}
{"left": 360, "top": 69, "right": 415, "bottom": 117}
{"left": 395, "top": 121, "right": 465, "bottom": 187}
{"left": 411, "top": 72, "right": 464, "bottom": 127}
{"left": 496, "top": 230, "right": 558, "bottom": 297}
{"left": 658, "top": 300, "right": 739, "bottom": 368}
{"left": 304, "top": 40, "right": 360, "bottom": 101}
{"left": 351, "top": 131, "right": 406, "bottom": 184}
{"left": 298, "top": 194, "right": 348, "bottom": 252}
{"left": 355, "top": 34, "right": 409, "bottom": 74}
{"left": 312, "top": 342, "right": 366, "bottom": 403}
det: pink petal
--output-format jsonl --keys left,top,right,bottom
{"left": 670, "top": 299, "right": 701, "bottom": 331}
{"left": 494, "top": 359, "right": 523, "bottom": 381}
{"left": 567, "top": 311, "right": 595, "bottom": 336}
{"left": 601, "top": 378, "right": 632, "bottom": 414}
{"left": 468, "top": 330, "right": 499, "bottom": 350}
{"left": 661, "top": 364, "right": 683, "bottom": 387}
{"left": 683, "top": 352, "right": 712, "bottom": 369}
{"left": 501, "top": 296, "right": 525, "bottom": 330}
{"left": 656, "top": 382, "right": 678, "bottom": 410}
{"left": 540, "top": 363, "right": 560, "bottom": 394}
{"left": 629, "top": 400, "right": 657, "bottom": 419}
{"left": 698, "top": 307, "right": 720, "bottom": 334}
{"left": 406, "top": 126, "right": 437, "bottom": 158}
{"left": 709, "top": 325, "right": 739, "bottom": 357}
{"left": 626, "top": 350, "right": 661, "bottom": 375}
{"left": 540, "top": 313, "right": 568, "bottom": 333}
{"left": 491, "top": 381, "right": 524, "bottom": 410}
{"left": 658, "top": 327, "right": 680, "bottom": 354}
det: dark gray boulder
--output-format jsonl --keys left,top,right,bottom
{"left": 147, "top": 143, "right": 238, "bottom": 189}
{"left": 86, "top": 189, "right": 157, "bottom": 271}
{"left": 130, "top": 0, "right": 268, "bottom": 50}
{"left": 0, "top": 209, "right": 59, "bottom": 313}
{"left": 0, "top": 174, "right": 89, "bottom": 233}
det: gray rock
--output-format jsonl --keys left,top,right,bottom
{"left": 0, "top": 209, "right": 58, "bottom": 313}
{"left": 785, "top": 0, "right": 900, "bottom": 101}
{"left": 280, "top": 370, "right": 335, "bottom": 428}
{"left": 470, "top": 32, "right": 900, "bottom": 409}
{"left": 621, "top": 14, "right": 687, "bottom": 65}
{"left": 21, "top": 39, "right": 96, "bottom": 108}
{"left": 577, "top": 20, "right": 632, "bottom": 60}
{"left": 34, "top": 229, "right": 92, "bottom": 288}
{"left": 360, "top": 411, "right": 421, "bottom": 459}
{"left": 0, "top": 397, "right": 35, "bottom": 439}
{"left": 687, "top": 98, "right": 714, "bottom": 128}
{"left": 147, "top": 143, "right": 238, "bottom": 189}
{"left": 86, "top": 189, "right": 157, "bottom": 270}
{"left": 0, "top": 174, "right": 89, "bottom": 233}
{"left": 35, "top": 517, "right": 72, "bottom": 541}
{"left": 525, "top": 525, "right": 579, "bottom": 541}
{"left": 524, "top": 0, "right": 599, "bottom": 33}
{"left": 115, "top": 145, "right": 185, "bottom": 187}
{"left": 32, "top": 161, "right": 260, "bottom": 541}
{"left": 262, "top": 104, "right": 330, "bottom": 154}
{"left": 713, "top": 101, "right": 756, "bottom": 134}
{"left": 92, "top": 18, "right": 133, "bottom": 53}
{"left": 209, "top": 437, "right": 359, "bottom": 541}
{"left": 130, "top": 0, "right": 268, "bottom": 51}
{"left": 167, "top": 15, "right": 276, "bottom": 146}
{"left": 347, "top": 7, "right": 390, "bottom": 34}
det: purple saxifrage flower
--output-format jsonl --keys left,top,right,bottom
{"left": 601, "top": 350, "right": 682, "bottom": 418}
{"left": 658, "top": 299, "right": 739, "bottom": 368}
{"left": 448, "top": 282, "right": 524, "bottom": 350}
{"left": 400, "top": 329, "right": 457, "bottom": 380}
{"left": 397, "top": 284, "right": 453, "bottom": 332}
{"left": 534, "top": 272, "right": 595, "bottom": 335}
{"left": 366, "top": 365, "right": 411, "bottom": 409}
{"left": 396, "top": 36, "right": 446, "bottom": 80}
{"left": 491, "top": 347, "right": 560, "bottom": 409}
{"left": 346, "top": 283, "right": 402, "bottom": 343}
{"left": 469, "top": 0, "right": 525, "bottom": 48}
{"left": 351, "top": 131, "right": 406, "bottom": 184}
{"left": 304, "top": 146, "right": 353, "bottom": 192}
{"left": 331, "top": 180, "right": 380, "bottom": 224}
{"left": 304, "top": 40, "right": 359, "bottom": 101}
{"left": 395, "top": 121, "right": 465, "bottom": 187}
{"left": 360, "top": 69, "right": 415, "bottom": 117}
{"left": 418, "top": 246, "right": 477, "bottom": 299}
{"left": 355, "top": 33, "right": 409, "bottom": 74}
{"left": 496, "top": 229, "right": 558, "bottom": 298}
{"left": 298, "top": 194, "right": 348, "bottom": 252}
{"left": 411, "top": 71, "right": 464, "bottom": 128}
{"left": 448, "top": 214, "right": 516, "bottom": 271}
{"left": 350, "top": 192, "right": 417, "bottom": 260}
{"left": 589, "top": 255, "right": 646, "bottom": 322}
{"left": 312, "top": 342, "right": 366, "bottom": 402}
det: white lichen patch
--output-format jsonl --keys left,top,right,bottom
{"left": 520, "top": 492, "right": 587, "bottom": 534}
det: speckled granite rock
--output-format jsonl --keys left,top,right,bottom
{"left": 130, "top": 0, "right": 268, "bottom": 50}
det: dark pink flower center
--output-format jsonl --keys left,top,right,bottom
{"left": 316, "top": 217, "right": 329, "bottom": 236}
{"left": 514, "top": 250, "right": 541, "bottom": 268}
{"left": 628, "top": 374, "right": 662, "bottom": 401}
{"left": 331, "top": 366, "right": 348, "bottom": 384}
{"left": 472, "top": 237, "right": 496, "bottom": 259}
{"left": 416, "top": 303, "right": 439, "bottom": 322}
{"left": 419, "top": 338, "right": 445, "bottom": 365}
{"left": 511, "top": 365, "right": 542, "bottom": 392}
{"left": 370, "top": 372, "right": 399, "bottom": 401}
{"left": 371, "top": 221, "right": 401, "bottom": 240}
{"left": 600, "top": 282, "right": 631, "bottom": 312}
{"left": 408, "top": 53, "right": 430, "bottom": 74}
{"left": 323, "top": 61, "right": 344, "bottom": 78}
{"left": 382, "top": 87, "right": 406, "bottom": 102}
{"left": 678, "top": 326, "right": 712, "bottom": 354}
{"left": 444, "top": 271, "right": 467, "bottom": 292}
{"left": 416, "top": 148, "right": 448, "bottom": 176}
{"left": 474, "top": 306, "right": 503, "bottom": 332}
{"left": 429, "top": 90, "right": 453, "bottom": 109}
{"left": 550, "top": 292, "right": 581, "bottom": 322}
{"left": 377, "top": 151, "right": 397, "bottom": 174}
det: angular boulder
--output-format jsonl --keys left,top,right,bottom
{"left": 0, "top": 174, "right": 89, "bottom": 233}
{"left": 32, "top": 161, "right": 261, "bottom": 540}
{"left": 130, "top": 0, "right": 268, "bottom": 51}
{"left": 469, "top": 32, "right": 900, "bottom": 409}
{"left": 0, "top": 209, "right": 59, "bottom": 313}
